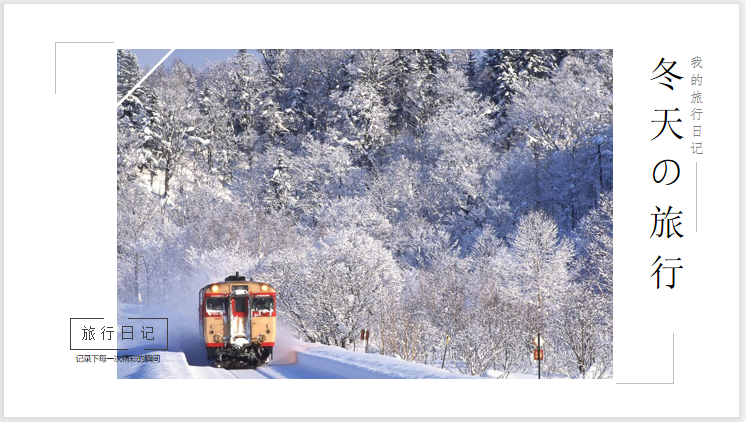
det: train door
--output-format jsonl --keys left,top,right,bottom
{"left": 229, "top": 290, "right": 250, "bottom": 345}
{"left": 204, "top": 297, "right": 229, "bottom": 346}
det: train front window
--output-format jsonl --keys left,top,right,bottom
{"left": 252, "top": 296, "right": 274, "bottom": 315}
{"left": 206, "top": 299, "right": 226, "bottom": 313}
{"left": 234, "top": 298, "right": 247, "bottom": 313}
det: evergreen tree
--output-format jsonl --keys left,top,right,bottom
{"left": 481, "top": 49, "right": 560, "bottom": 108}
{"left": 259, "top": 49, "right": 295, "bottom": 144}
{"left": 117, "top": 49, "right": 147, "bottom": 129}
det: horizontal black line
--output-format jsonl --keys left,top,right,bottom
{"left": 72, "top": 349, "right": 128, "bottom": 351}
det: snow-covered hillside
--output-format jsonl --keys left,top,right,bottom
{"left": 118, "top": 49, "right": 613, "bottom": 379}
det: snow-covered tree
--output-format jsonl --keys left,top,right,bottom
{"left": 331, "top": 80, "right": 394, "bottom": 168}
{"left": 552, "top": 281, "right": 613, "bottom": 379}
{"left": 415, "top": 68, "right": 496, "bottom": 246}
{"left": 147, "top": 60, "right": 201, "bottom": 197}
{"left": 257, "top": 230, "right": 402, "bottom": 348}
{"left": 274, "top": 49, "right": 353, "bottom": 135}
{"left": 480, "top": 49, "right": 561, "bottom": 109}
{"left": 117, "top": 182, "right": 160, "bottom": 303}
{"left": 507, "top": 55, "right": 611, "bottom": 155}
{"left": 292, "top": 137, "right": 357, "bottom": 217}
{"left": 260, "top": 147, "right": 296, "bottom": 212}
{"left": 578, "top": 192, "right": 613, "bottom": 295}
{"left": 117, "top": 49, "right": 147, "bottom": 130}
{"left": 509, "top": 211, "right": 574, "bottom": 331}
{"left": 258, "top": 49, "right": 295, "bottom": 144}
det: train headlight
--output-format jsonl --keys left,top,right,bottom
{"left": 260, "top": 284, "right": 268, "bottom": 292}
{"left": 211, "top": 284, "right": 219, "bottom": 293}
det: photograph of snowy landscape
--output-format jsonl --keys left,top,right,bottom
{"left": 117, "top": 49, "right": 613, "bottom": 379}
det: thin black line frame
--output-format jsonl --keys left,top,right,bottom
{"left": 127, "top": 317, "right": 169, "bottom": 351}
{"left": 616, "top": 333, "right": 675, "bottom": 385}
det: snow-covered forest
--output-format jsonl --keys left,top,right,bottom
{"left": 117, "top": 49, "right": 613, "bottom": 378}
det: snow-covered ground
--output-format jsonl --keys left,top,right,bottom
{"left": 116, "top": 303, "right": 567, "bottom": 379}
{"left": 117, "top": 303, "right": 471, "bottom": 379}
{"left": 485, "top": 369, "right": 544, "bottom": 379}
{"left": 117, "top": 331, "right": 472, "bottom": 379}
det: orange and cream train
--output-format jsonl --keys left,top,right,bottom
{"left": 198, "top": 273, "right": 276, "bottom": 368}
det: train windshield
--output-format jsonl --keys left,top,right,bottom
{"left": 234, "top": 297, "right": 247, "bottom": 313}
{"left": 252, "top": 295, "right": 274, "bottom": 315}
{"left": 206, "top": 299, "right": 226, "bottom": 313}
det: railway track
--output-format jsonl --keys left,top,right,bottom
{"left": 225, "top": 365, "right": 286, "bottom": 379}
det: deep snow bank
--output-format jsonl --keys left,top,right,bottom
{"left": 294, "top": 345, "right": 473, "bottom": 379}
{"left": 273, "top": 333, "right": 471, "bottom": 379}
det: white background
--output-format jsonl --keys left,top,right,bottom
{"left": 3, "top": 3, "right": 740, "bottom": 417}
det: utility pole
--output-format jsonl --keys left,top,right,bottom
{"left": 441, "top": 335, "right": 450, "bottom": 369}
{"left": 533, "top": 332, "right": 544, "bottom": 379}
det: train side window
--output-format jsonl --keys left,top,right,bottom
{"left": 252, "top": 295, "right": 274, "bottom": 315}
{"left": 234, "top": 298, "right": 247, "bottom": 313}
{"left": 206, "top": 299, "right": 226, "bottom": 313}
